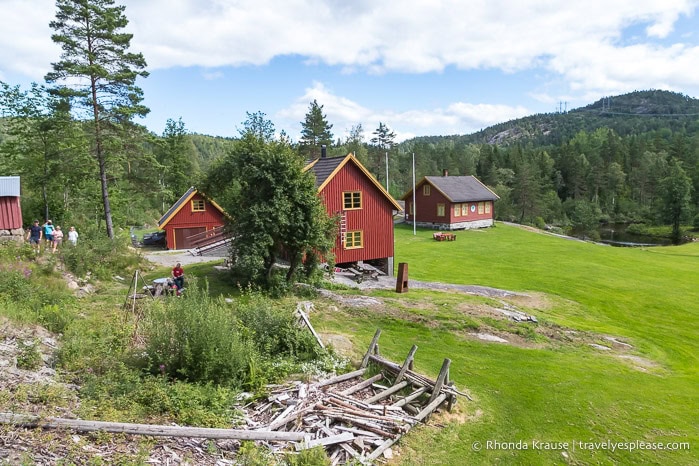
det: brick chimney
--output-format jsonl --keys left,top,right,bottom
{"left": 321, "top": 145, "right": 327, "bottom": 158}
{"left": 443, "top": 169, "right": 448, "bottom": 177}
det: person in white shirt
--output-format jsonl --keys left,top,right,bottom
{"left": 67, "top": 226, "right": 79, "bottom": 246}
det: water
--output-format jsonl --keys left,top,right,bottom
{"left": 597, "top": 223, "right": 672, "bottom": 247}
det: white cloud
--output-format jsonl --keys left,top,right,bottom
{"left": 2, "top": 0, "right": 699, "bottom": 137}
{"left": 4, "top": 1, "right": 698, "bottom": 86}
{"left": 276, "top": 82, "right": 530, "bottom": 142}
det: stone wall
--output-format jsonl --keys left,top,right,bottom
{"left": 413, "top": 219, "right": 494, "bottom": 230}
{"left": 0, "top": 229, "right": 25, "bottom": 243}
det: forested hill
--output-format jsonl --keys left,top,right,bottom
{"left": 402, "top": 90, "right": 699, "bottom": 148}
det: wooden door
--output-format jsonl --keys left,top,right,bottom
{"left": 174, "top": 227, "right": 206, "bottom": 249}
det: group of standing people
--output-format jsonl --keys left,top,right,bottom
{"left": 26, "top": 219, "right": 78, "bottom": 254}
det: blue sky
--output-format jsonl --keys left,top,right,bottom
{"left": 1, "top": 0, "right": 699, "bottom": 142}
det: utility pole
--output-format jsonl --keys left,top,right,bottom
{"left": 385, "top": 151, "right": 389, "bottom": 193}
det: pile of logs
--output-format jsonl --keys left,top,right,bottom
{"left": 241, "top": 329, "right": 466, "bottom": 464}
{"left": 0, "top": 329, "right": 467, "bottom": 465}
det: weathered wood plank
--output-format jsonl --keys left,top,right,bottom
{"left": 427, "top": 359, "right": 451, "bottom": 407}
{"left": 395, "top": 345, "right": 418, "bottom": 383}
{"left": 295, "top": 432, "right": 355, "bottom": 450}
{"left": 364, "top": 380, "right": 409, "bottom": 404}
{"left": 361, "top": 329, "right": 382, "bottom": 368}
{"left": 316, "top": 368, "right": 366, "bottom": 388}
{"left": 0, "top": 412, "right": 307, "bottom": 441}
{"left": 338, "top": 373, "right": 383, "bottom": 396}
{"left": 296, "top": 307, "right": 325, "bottom": 349}
{"left": 391, "top": 386, "right": 428, "bottom": 408}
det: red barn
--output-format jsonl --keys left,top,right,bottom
{"left": 0, "top": 176, "right": 24, "bottom": 243}
{"left": 305, "top": 153, "right": 402, "bottom": 275}
{"left": 401, "top": 173, "right": 499, "bottom": 230}
{"left": 158, "top": 187, "right": 227, "bottom": 250}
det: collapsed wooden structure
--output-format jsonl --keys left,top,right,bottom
{"left": 241, "top": 329, "right": 465, "bottom": 463}
{"left": 1, "top": 329, "right": 465, "bottom": 464}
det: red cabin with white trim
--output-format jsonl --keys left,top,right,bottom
{"left": 158, "top": 187, "right": 227, "bottom": 250}
{"left": 305, "top": 154, "right": 402, "bottom": 275}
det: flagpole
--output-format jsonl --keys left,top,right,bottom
{"left": 412, "top": 152, "right": 416, "bottom": 236}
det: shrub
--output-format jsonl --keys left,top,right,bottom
{"left": 61, "top": 233, "right": 142, "bottom": 280}
{"left": 16, "top": 339, "right": 43, "bottom": 370}
{"left": 143, "top": 282, "right": 260, "bottom": 386}
{"left": 236, "top": 295, "right": 320, "bottom": 360}
{"left": 286, "top": 447, "right": 331, "bottom": 466}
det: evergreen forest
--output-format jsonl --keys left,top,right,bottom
{"left": 4, "top": 86, "right": 699, "bottom": 244}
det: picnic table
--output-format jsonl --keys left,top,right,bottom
{"left": 346, "top": 263, "right": 385, "bottom": 282}
{"left": 148, "top": 277, "right": 178, "bottom": 296}
{"left": 433, "top": 232, "right": 457, "bottom": 241}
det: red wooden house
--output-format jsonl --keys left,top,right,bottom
{"left": 158, "top": 187, "right": 227, "bottom": 250}
{"left": 305, "top": 153, "right": 402, "bottom": 275}
{"left": 401, "top": 173, "right": 499, "bottom": 230}
{"left": 0, "top": 176, "right": 24, "bottom": 243}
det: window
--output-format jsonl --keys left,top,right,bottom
{"left": 462, "top": 204, "right": 468, "bottom": 216}
{"left": 437, "top": 204, "right": 445, "bottom": 217}
{"left": 345, "top": 230, "right": 363, "bottom": 249}
{"left": 454, "top": 204, "right": 461, "bottom": 217}
{"left": 409, "top": 201, "right": 414, "bottom": 215}
{"left": 478, "top": 202, "right": 484, "bottom": 214}
{"left": 191, "top": 199, "right": 205, "bottom": 212}
{"left": 485, "top": 201, "right": 491, "bottom": 214}
{"left": 423, "top": 184, "right": 431, "bottom": 196}
{"left": 343, "top": 191, "right": 362, "bottom": 210}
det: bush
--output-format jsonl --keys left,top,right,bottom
{"left": 61, "top": 232, "right": 142, "bottom": 280}
{"left": 236, "top": 295, "right": 320, "bottom": 360}
{"left": 143, "top": 282, "right": 260, "bottom": 387}
{"left": 143, "top": 282, "right": 332, "bottom": 389}
{"left": 16, "top": 339, "right": 43, "bottom": 370}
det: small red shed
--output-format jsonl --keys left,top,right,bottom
{"left": 401, "top": 174, "right": 499, "bottom": 230}
{"left": 305, "top": 153, "right": 402, "bottom": 275}
{"left": 0, "top": 176, "right": 24, "bottom": 243}
{"left": 158, "top": 187, "right": 227, "bottom": 250}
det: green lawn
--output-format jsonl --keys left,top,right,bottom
{"left": 315, "top": 223, "right": 698, "bottom": 465}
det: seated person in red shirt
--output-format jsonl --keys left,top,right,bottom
{"left": 171, "top": 262, "right": 184, "bottom": 290}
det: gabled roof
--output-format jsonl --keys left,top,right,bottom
{"left": 158, "top": 187, "right": 227, "bottom": 228}
{"left": 401, "top": 175, "right": 499, "bottom": 202}
{"left": 0, "top": 176, "right": 20, "bottom": 197}
{"left": 304, "top": 154, "right": 403, "bottom": 211}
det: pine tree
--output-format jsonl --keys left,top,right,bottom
{"left": 299, "top": 100, "right": 333, "bottom": 159}
{"left": 45, "top": 0, "right": 149, "bottom": 239}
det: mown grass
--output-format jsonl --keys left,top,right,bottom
{"left": 314, "top": 223, "right": 698, "bottom": 465}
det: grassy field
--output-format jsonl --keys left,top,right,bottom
{"left": 314, "top": 223, "right": 698, "bottom": 465}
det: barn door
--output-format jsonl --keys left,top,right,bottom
{"left": 174, "top": 227, "right": 206, "bottom": 250}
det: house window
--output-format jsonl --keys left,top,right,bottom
{"left": 343, "top": 191, "right": 362, "bottom": 210}
{"left": 423, "top": 185, "right": 431, "bottom": 196}
{"left": 409, "top": 201, "right": 414, "bottom": 215}
{"left": 191, "top": 199, "right": 205, "bottom": 212}
{"left": 462, "top": 204, "right": 468, "bottom": 216}
{"left": 485, "top": 202, "right": 491, "bottom": 214}
{"left": 478, "top": 202, "right": 484, "bottom": 214}
{"left": 437, "top": 204, "right": 445, "bottom": 217}
{"left": 345, "top": 230, "right": 363, "bottom": 249}
{"left": 454, "top": 204, "right": 461, "bottom": 217}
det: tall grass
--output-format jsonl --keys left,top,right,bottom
{"left": 142, "top": 283, "right": 329, "bottom": 389}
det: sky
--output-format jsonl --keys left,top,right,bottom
{"left": 1, "top": 0, "right": 699, "bottom": 143}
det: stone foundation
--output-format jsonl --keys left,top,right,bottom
{"left": 413, "top": 219, "right": 494, "bottom": 230}
{"left": 0, "top": 229, "right": 25, "bottom": 243}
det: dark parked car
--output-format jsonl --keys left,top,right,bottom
{"left": 142, "top": 230, "right": 166, "bottom": 246}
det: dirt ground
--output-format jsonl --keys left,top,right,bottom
{"left": 142, "top": 249, "right": 227, "bottom": 268}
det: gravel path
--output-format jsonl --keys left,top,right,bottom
{"left": 143, "top": 250, "right": 227, "bottom": 268}
{"left": 331, "top": 272, "right": 522, "bottom": 298}
{"left": 144, "top": 252, "right": 521, "bottom": 299}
